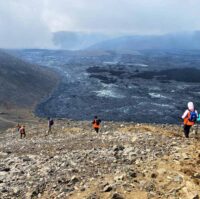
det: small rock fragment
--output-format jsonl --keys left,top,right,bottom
{"left": 112, "top": 193, "right": 124, "bottom": 199}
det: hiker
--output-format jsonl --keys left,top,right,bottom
{"left": 47, "top": 117, "right": 54, "bottom": 134}
{"left": 92, "top": 116, "right": 101, "bottom": 133}
{"left": 19, "top": 125, "right": 26, "bottom": 139}
{"left": 182, "top": 102, "right": 198, "bottom": 138}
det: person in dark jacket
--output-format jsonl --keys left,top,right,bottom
{"left": 47, "top": 117, "right": 54, "bottom": 134}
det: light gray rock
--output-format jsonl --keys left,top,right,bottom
{"left": 173, "top": 175, "right": 183, "bottom": 183}
{"left": 0, "top": 152, "right": 8, "bottom": 157}
{"left": 192, "top": 194, "right": 199, "bottom": 199}
{"left": 113, "top": 145, "right": 124, "bottom": 152}
{"left": 103, "top": 184, "right": 113, "bottom": 192}
{"left": 70, "top": 176, "right": 79, "bottom": 185}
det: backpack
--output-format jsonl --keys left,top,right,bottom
{"left": 189, "top": 111, "right": 197, "bottom": 122}
{"left": 50, "top": 119, "right": 54, "bottom": 126}
{"left": 96, "top": 119, "right": 101, "bottom": 125}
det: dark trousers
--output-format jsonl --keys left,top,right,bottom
{"left": 94, "top": 128, "right": 99, "bottom": 133}
{"left": 20, "top": 133, "right": 26, "bottom": 139}
{"left": 48, "top": 126, "right": 52, "bottom": 134}
{"left": 184, "top": 125, "right": 192, "bottom": 138}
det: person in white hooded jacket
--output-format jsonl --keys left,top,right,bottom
{"left": 182, "top": 102, "right": 198, "bottom": 138}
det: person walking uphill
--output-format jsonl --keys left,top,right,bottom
{"left": 182, "top": 102, "right": 198, "bottom": 138}
{"left": 47, "top": 117, "right": 54, "bottom": 135}
{"left": 19, "top": 125, "right": 26, "bottom": 139}
{"left": 92, "top": 116, "right": 101, "bottom": 133}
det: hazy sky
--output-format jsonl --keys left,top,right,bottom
{"left": 0, "top": 0, "right": 200, "bottom": 48}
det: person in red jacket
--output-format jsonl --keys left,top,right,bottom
{"left": 19, "top": 125, "right": 26, "bottom": 139}
{"left": 92, "top": 116, "right": 101, "bottom": 133}
{"left": 182, "top": 102, "right": 198, "bottom": 138}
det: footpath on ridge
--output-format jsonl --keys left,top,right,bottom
{"left": 0, "top": 120, "right": 200, "bottom": 199}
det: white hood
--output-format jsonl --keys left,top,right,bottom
{"left": 188, "top": 102, "right": 194, "bottom": 111}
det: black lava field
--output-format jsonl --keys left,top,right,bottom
{"left": 12, "top": 49, "right": 200, "bottom": 124}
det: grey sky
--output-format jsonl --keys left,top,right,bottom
{"left": 0, "top": 0, "right": 200, "bottom": 48}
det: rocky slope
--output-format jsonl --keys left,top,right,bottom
{"left": 0, "top": 50, "right": 59, "bottom": 130}
{"left": 0, "top": 120, "right": 199, "bottom": 199}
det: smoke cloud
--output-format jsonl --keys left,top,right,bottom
{"left": 0, "top": 0, "right": 200, "bottom": 48}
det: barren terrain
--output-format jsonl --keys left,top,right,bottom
{"left": 0, "top": 120, "right": 199, "bottom": 199}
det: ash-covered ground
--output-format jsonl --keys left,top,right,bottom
{"left": 10, "top": 49, "right": 200, "bottom": 123}
{"left": 0, "top": 120, "right": 200, "bottom": 199}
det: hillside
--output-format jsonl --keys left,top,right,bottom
{"left": 0, "top": 120, "right": 199, "bottom": 199}
{"left": 88, "top": 31, "right": 200, "bottom": 51}
{"left": 52, "top": 31, "right": 200, "bottom": 51}
{"left": 0, "top": 50, "right": 59, "bottom": 108}
{"left": 0, "top": 50, "right": 59, "bottom": 129}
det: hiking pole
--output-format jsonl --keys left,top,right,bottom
{"left": 195, "top": 122, "right": 198, "bottom": 136}
{"left": 177, "top": 117, "right": 183, "bottom": 136}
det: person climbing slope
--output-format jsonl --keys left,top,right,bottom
{"left": 19, "top": 125, "right": 26, "bottom": 139}
{"left": 182, "top": 102, "right": 198, "bottom": 138}
{"left": 92, "top": 116, "right": 101, "bottom": 133}
{"left": 47, "top": 117, "right": 54, "bottom": 135}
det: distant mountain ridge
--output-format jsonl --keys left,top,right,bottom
{"left": 88, "top": 31, "right": 200, "bottom": 51}
{"left": 53, "top": 31, "right": 113, "bottom": 50}
{"left": 0, "top": 50, "right": 59, "bottom": 109}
